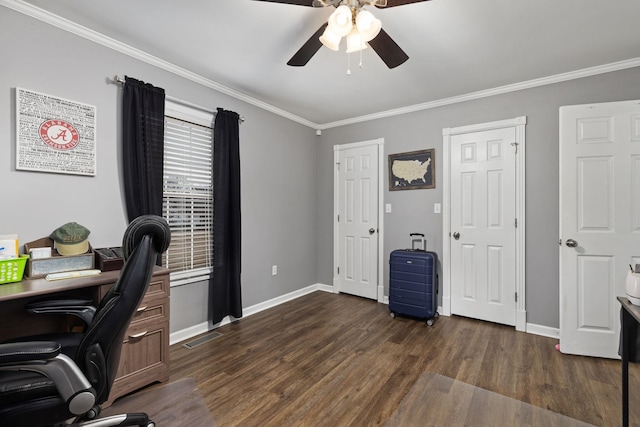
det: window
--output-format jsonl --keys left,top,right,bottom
{"left": 162, "top": 101, "right": 214, "bottom": 285}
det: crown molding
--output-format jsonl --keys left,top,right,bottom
{"left": 318, "top": 57, "right": 640, "bottom": 130}
{"left": 4, "top": 0, "right": 638, "bottom": 132}
{"left": 0, "top": 0, "right": 319, "bottom": 129}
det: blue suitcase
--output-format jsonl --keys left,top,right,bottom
{"left": 389, "top": 249, "right": 438, "bottom": 326}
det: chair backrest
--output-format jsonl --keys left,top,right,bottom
{"left": 74, "top": 215, "right": 170, "bottom": 403}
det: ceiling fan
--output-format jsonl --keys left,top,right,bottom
{"left": 254, "top": 0, "right": 431, "bottom": 69}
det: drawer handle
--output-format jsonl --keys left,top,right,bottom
{"left": 136, "top": 306, "right": 148, "bottom": 313}
{"left": 129, "top": 330, "right": 148, "bottom": 339}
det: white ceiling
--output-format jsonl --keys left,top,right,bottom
{"left": 13, "top": 0, "right": 640, "bottom": 128}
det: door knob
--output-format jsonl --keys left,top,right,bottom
{"left": 369, "top": 228, "right": 376, "bottom": 235}
{"left": 453, "top": 232, "right": 460, "bottom": 240}
{"left": 565, "top": 239, "right": 578, "bottom": 248}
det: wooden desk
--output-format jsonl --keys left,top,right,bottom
{"left": 0, "top": 270, "right": 121, "bottom": 301}
{"left": 0, "top": 271, "right": 122, "bottom": 341}
{"left": 0, "top": 268, "right": 170, "bottom": 406}
{"left": 618, "top": 296, "right": 640, "bottom": 427}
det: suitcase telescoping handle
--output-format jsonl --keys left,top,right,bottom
{"left": 410, "top": 233, "right": 426, "bottom": 251}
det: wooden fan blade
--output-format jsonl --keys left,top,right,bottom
{"left": 368, "top": 28, "right": 409, "bottom": 68}
{"left": 287, "top": 23, "right": 328, "bottom": 66}
{"left": 376, "top": 0, "right": 430, "bottom": 8}
{"left": 252, "top": 0, "right": 314, "bottom": 6}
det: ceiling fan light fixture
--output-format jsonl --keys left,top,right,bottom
{"left": 319, "top": 26, "right": 342, "bottom": 51}
{"left": 355, "top": 10, "right": 381, "bottom": 42}
{"left": 345, "top": 27, "right": 368, "bottom": 53}
{"left": 327, "top": 5, "right": 353, "bottom": 37}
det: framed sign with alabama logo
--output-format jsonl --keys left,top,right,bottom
{"left": 16, "top": 87, "right": 96, "bottom": 176}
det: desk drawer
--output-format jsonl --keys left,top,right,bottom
{"left": 117, "top": 319, "right": 169, "bottom": 378}
{"left": 130, "top": 297, "right": 168, "bottom": 326}
{"left": 98, "top": 273, "right": 169, "bottom": 302}
{"left": 110, "top": 319, "right": 170, "bottom": 404}
{"left": 145, "top": 276, "right": 169, "bottom": 301}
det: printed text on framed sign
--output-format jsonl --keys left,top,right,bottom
{"left": 16, "top": 87, "right": 96, "bottom": 176}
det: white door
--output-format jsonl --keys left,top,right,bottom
{"left": 334, "top": 140, "right": 382, "bottom": 300}
{"left": 559, "top": 100, "right": 640, "bottom": 358}
{"left": 449, "top": 126, "right": 517, "bottom": 326}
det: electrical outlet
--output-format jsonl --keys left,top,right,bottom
{"left": 386, "top": 203, "right": 392, "bottom": 213}
{"left": 272, "top": 265, "right": 277, "bottom": 276}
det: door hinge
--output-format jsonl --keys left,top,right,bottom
{"left": 515, "top": 218, "right": 518, "bottom": 228}
{"left": 515, "top": 292, "right": 518, "bottom": 303}
{"left": 337, "top": 266, "right": 340, "bottom": 275}
{"left": 337, "top": 214, "right": 340, "bottom": 222}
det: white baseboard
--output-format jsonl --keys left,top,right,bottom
{"left": 317, "top": 283, "right": 336, "bottom": 293}
{"left": 170, "top": 321, "right": 212, "bottom": 346}
{"left": 242, "top": 284, "right": 323, "bottom": 318}
{"left": 526, "top": 323, "right": 559, "bottom": 339}
{"left": 170, "top": 283, "right": 332, "bottom": 345}
{"left": 170, "top": 285, "right": 561, "bottom": 345}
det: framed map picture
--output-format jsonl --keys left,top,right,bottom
{"left": 16, "top": 87, "right": 96, "bottom": 176}
{"left": 388, "top": 149, "right": 435, "bottom": 190}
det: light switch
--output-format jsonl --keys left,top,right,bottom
{"left": 386, "top": 203, "right": 392, "bottom": 213}
{"left": 434, "top": 203, "right": 441, "bottom": 214}
{"left": 272, "top": 265, "right": 277, "bottom": 276}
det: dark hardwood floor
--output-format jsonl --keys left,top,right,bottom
{"left": 168, "top": 291, "right": 640, "bottom": 426}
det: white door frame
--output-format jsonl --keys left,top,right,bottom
{"left": 333, "top": 139, "right": 385, "bottom": 302}
{"left": 442, "top": 117, "right": 527, "bottom": 331}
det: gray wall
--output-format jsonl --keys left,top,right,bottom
{"left": 317, "top": 68, "right": 640, "bottom": 328}
{"left": 3, "top": 6, "right": 639, "bottom": 334}
{"left": 0, "top": 8, "right": 318, "bottom": 334}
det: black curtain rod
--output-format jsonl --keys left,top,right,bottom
{"left": 112, "top": 75, "right": 245, "bottom": 123}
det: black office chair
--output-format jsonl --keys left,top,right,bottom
{"left": 0, "top": 215, "right": 170, "bottom": 427}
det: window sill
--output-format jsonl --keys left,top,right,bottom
{"left": 169, "top": 269, "right": 212, "bottom": 288}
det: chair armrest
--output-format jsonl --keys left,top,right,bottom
{"left": 0, "top": 342, "right": 95, "bottom": 415}
{"left": 0, "top": 341, "right": 61, "bottom": 364}
{"left": 26, "top": 299, "right": 97, "bottom": 325}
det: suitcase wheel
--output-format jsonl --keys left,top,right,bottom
{"left": 389, "top": 311, "right": 396, "bottom": 319}
{"left": 426, "top": 312, "right": 438, "bottom": 326}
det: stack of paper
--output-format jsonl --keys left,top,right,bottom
{"left": 0, "top": 234, "right": 18, "bottom": 260}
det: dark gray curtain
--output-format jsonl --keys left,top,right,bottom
{"left": 122, "top": 76, "right": 165, "bottom": 222}
{"left": 211, "top": 108, "right": 242, "bottom": 324}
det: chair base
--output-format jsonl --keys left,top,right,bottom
{"left": 60, "top": 412, "right": 152, "bottom": 427}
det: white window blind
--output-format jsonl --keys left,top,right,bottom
{"left": 162, "top": 114, "right": 213, "bottom": 282}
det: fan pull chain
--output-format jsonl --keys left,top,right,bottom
{"left": 346, "top": 49, "right": 365, "bottom": 75}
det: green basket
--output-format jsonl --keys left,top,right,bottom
{"left": 0, "top": 255, "right": 29, "bottom": 284}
